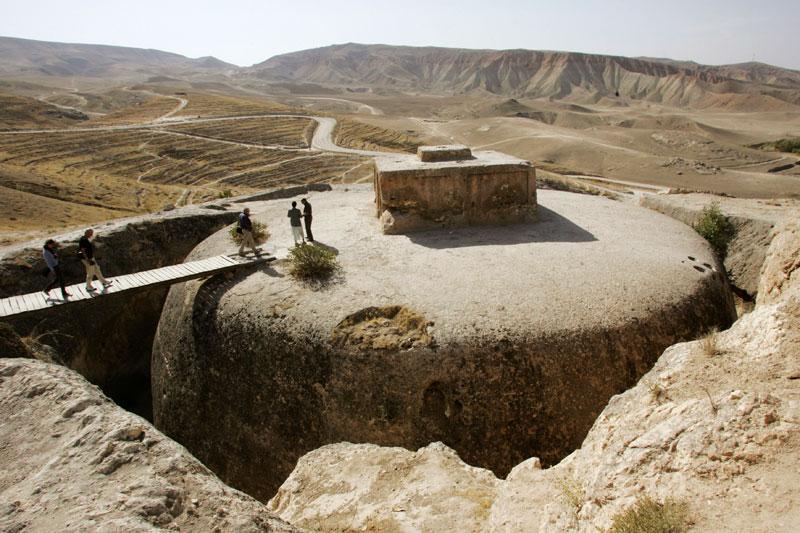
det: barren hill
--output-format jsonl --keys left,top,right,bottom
{"left": 0, "top": 36, "right": 235, "bottom": 79}
{"left": 248, "top": 43, "right": 800, "bottom": 109}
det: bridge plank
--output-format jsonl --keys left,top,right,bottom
{"left": 0, "top": 298, "right": 13, "bottom": 316}
{"left": 143, "top": 269, "right": 169, "bottom": 283}
{"left": 29, "top": 293, "right": 45, "bottom": 310}
{"left": 8, "top": 296, "right": 23, "bottom": 314}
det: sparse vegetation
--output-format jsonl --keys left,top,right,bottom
{"left": 644, "top": 379, "right": 669, "bottom": 404}
{"left": 701, "top": 386, "right": 719, "bottom": 415}
{"left": 693, "top": 202, "right": 736, "bottom": 258}
{"left": 751, "top": 137, "right": 800, "bottom": 154}
{"left": 609, "top": 496, "right": 691, "bottom": 533}
{"left": 218, "top": 189, "right": 233, "bottom": 199}
{"left": 556, "top": 476, "right": 585, "bottom": 515}
{"left": 228, "top": 220, "right": 269, "bottom": 245}
{"left": 287, "top": 244, "right": 341, "bottom": 282}
{"left": 699, "top": 328, "right": 719, "bottom": 357}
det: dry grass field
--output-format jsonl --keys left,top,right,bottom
{"left": 164, "top": 116, "right": 315, "bottom": 148}
{"left": 333, "top": 118, "right": 426, "bottom": 153}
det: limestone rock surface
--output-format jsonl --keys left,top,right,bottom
{"left": 0, "top": 358, "right": 296, "bottom": 532}
{"left": 640, "top": 193, "right": 800, "bottom": 297}
{"left": 267, "top": 221, "right": 800, "bottom": 532}
{"left": 153, "top": 185, "right": 735, "bottom": 501}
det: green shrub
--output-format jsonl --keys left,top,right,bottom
{"left": 774, "top": 138, "right": 800, "bottom": 154}
{"left": 694, "top": 202, "right": 736, "bottom": 257}
{"left": 229, "top": 220, "right": 270, "bottom": 245}
{"left": 218, "top": 189, "right": 233, "bottom": 199}
{"left": 609, "top": 496, "right": 691, "bottom": 533}
{"left": 288, "top": 244, "right": 341, "bottom": 282}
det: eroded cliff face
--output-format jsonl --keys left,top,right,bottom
{"left": 268, "top": 220, "right": 800, "bottom": 532}
{"left": 0, "top": 358, "right": 296, "bottom": 532}
{"left": 151, "top": 187, "right": 736, "bottom": 502}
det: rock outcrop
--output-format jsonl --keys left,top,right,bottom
{"left": 153, "top": 185, "right": 735, "bottom": 501}
{"left": 0, "top": 358, "right": 296, "bottom": 532}
{"left": 640, "top": 193, "right": 800, "bottom": 298}
{"left": 266, "top": 218, "right": 800, "bottom": 532}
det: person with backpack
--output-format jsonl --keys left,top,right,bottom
{"left": 288, "top": 201, "right": 305, "bottom": 246}
{"left": 237, "top": 207, "right": 258, "bottom": 256}
{"left": 78, "top": 228, "right": 112, "bottom": 292}
{"left": 42, "top": 239, "right": 70, "bottom": 300}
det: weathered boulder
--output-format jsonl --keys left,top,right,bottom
{"left": 153, "top": 185, "right": 735, "bottom": 502}
{"left": 269, "top": 220, "right": 800, "bottom": 532}
{"left": 0, "top": 358, "right": 296, "bottom": 532}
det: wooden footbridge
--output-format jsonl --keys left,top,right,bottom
{"left": 0, "top": 254, "right": 271, "bottom": 320}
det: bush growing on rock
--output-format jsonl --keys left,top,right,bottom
{"left": 287, "top": 244, "right": 341, "bottom": 282}
{"left": 609, "top": 495, "right": 691, "bottom": 533}
{"left": 229, "top": 220, "right": 270, "bottom": 246}
{"left": 694, "top": 202, "right": 736, "bottom": 258}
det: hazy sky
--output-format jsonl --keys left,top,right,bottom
{"left": 3, "top": 0, "right": 799, "bottom": 69}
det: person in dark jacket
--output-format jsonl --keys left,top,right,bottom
{"left": 301, "top": 198, "right": 314, "bottom": 242}
{"left": 42, "top": 239, "right": 70, "bottom": 300}
{"left": 238, "top": 207, "right": 258, "bottom": 256}
{"left": 78, "top": 228, "right": 112, "bottom": 292}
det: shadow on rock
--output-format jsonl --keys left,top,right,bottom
{"left": 407, "top": 205, "right": 597, "bottom": 249}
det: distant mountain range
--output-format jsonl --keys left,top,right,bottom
{"left": 0, "top": 36, "right": 235, "bottom": 78}
{"left": 2, "top": 37, "right": 799, "bottom": 110}
{"left": 249, "top": 44, "right": 800, "bottom": 109}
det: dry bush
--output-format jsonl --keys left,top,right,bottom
{"left": 288, "top": 244, "right": 341, "bottom": 282}
{"left": 699, "top": 328, "right": 719, "bottom": 357}
{"left": 609, "top": 496, "right": 691, "bottom": 533}
{"left": 556, "top": 476, "right": 585, "bottom": 515}
{"left": 644, "top": 379, "right": 669, "bottom": 404}
{"left": 229, "top": 220, "right": 270, "bottom": 245}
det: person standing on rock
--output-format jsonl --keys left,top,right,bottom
{"left": 78, "top": 229, "right": 112, "bottom": 292}
{"left": 288, "top": 201, "right": 305, "bottom": 246}
{"left": 301, "top": 198, "right": 314, "bottom": 243}
{"left": 238, "top": 207, "right": 258, "bottom": 257}
{"left": 42, "top": 239, "right": 70, "bottom": 300}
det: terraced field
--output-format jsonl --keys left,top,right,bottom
{"left": 89, "top": 95, "right": 181, "bottom": 125}
{"left": 164, "top": 89, "right": 292, "bottom": 117}
{"left": 334, "top": 118, "right": 426, "bottom": 153}
{"left": 0, "top": 114, "right": 369, "bottom": 243}
{"left": 164, "top": 116, "right": 315, "bottom": 148}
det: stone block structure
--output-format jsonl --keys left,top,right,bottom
{"left": 373, "top": 145, "right": 537, "bottom": 234}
